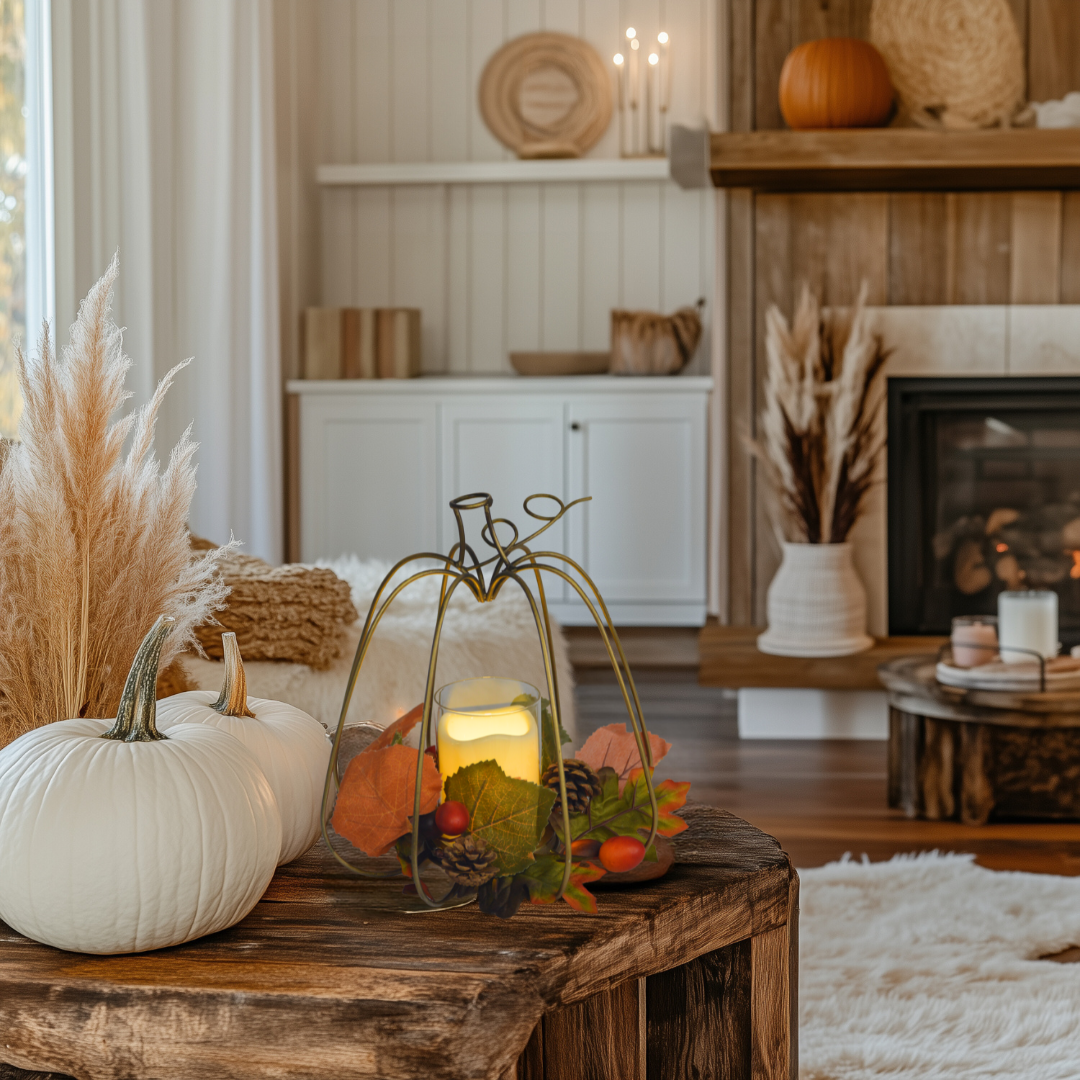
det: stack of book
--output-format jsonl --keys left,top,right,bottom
{"left": 302, "top": 307, "right": 421, "bottom": 379}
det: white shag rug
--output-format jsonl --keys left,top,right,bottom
{"left": 184, "top": 557, "right": 576, "bottom": 736}
{"left": 801, "top": 852, "right": 1080, "bottom": 1079}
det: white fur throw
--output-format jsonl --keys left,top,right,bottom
{"left": 801, "top": 851, "right": 1080, "bottom": 1079}
{"left": 184, "top": 557, "right": 576, "bottom": 736}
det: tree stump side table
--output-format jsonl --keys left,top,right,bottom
{"left": 0, "top": 804, "right": 798, "bottom": 1080}
{"left": 880, "top": 656, "right": 1080, "bottom": 825}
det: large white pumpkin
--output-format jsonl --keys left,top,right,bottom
{"left": 157, "top": 632, "right": 331, "bottom": 865}
{"left": 0, "top": 617, "right": 282, "bottom": 955}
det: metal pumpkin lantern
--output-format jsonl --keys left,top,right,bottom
{"left": 320, "top": 493, "right": 661, "bottom": 912}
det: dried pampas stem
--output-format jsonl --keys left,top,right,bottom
{"left": 747, "top": 281, "right": 888, "bottom": 545}
{"left": 0, "top": 256, "right": 232, "bottom": 747}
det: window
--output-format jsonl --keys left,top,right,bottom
{"left": 0, "top": 0, "right": 25, "bottom": 439}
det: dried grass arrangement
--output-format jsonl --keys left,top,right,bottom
{"left": 750, "top": 283, "right": 888, "bottom": 545}
{"left": 0, "top": 258, "right": 230, "bottom": 748}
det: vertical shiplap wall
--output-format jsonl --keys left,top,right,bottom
{"left": 316, "top": 0, "right": 718, "bottom": 375}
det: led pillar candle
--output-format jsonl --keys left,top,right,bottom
{"left": 998, "top": 590, "right": 1059, "bottom": 663}
{"left": 435, "top": 677, "right": 541, "bottom": 789}
{"left": 950, "top": 615, "right": 998, "bottom": 668}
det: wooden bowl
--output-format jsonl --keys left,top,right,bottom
{"left": 510, "top": 351, "right": 610, "bottom": 377}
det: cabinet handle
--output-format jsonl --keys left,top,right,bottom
{"left": 570, "top": 422, "right": 581, "bottom": 431}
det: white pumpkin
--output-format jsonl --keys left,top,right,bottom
{"left": 0, "top": 616, "right": 282, "bottom": 955}
{"left": 156, "top": 632, "right": 331, "bottom": 865}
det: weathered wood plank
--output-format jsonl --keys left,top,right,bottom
{"left": 539, "top": 978, "right": 643, "bottom": 1080}
{"left": 1028, "top": 0, "right": 1080, "bottom": 103}
{"left": 888, "top": 193, "right": 948, "bottom": 305}
{"left": 792, "top": 0, "right": 871, "bottom": 45}
{"left": 919, "top": 717, "right": 956, "bottom": 820}
{"left": 646, "top": 940, "right": 752, "bottom": 1080}
{"left": 1010, "top": 191, "right": 1062, "bottom": 303}
{"left": 1059, "top": 191, "right": 1080, "bottom": 302}
{"left": 945, "top": 193, "right": 1013, "bottom": 305}
{"left": 754, "top": 0, "right": 791, "bottom": 131}
{"left": 959, "top": 723, "right": 995, "bottom": 826}
{"left": 728, "top": 189, "right": 756, "bottom": 625}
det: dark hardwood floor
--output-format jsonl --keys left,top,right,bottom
{"left": 573, "top": 669, "right": 1080, "bottom": 876}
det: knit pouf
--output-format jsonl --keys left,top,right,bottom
{"left": 870, "top": 0, "right": 1025, "bottom": 129}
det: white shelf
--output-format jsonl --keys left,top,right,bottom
{"left": 316, "top": 158, "right": 671, "bottom": 186}
{"left": 286, "top": 376, "right": 713, "bottom": 395}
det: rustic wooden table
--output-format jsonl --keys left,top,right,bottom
{"left": 0, "top": 804, "right": 797, "bottom": 1080}
{"left": 880, "top": 655, "right": 1080, "bottom": 825}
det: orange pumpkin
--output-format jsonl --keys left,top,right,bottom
{"left": 779, "top": 38, "right": 894, "bottom": 130}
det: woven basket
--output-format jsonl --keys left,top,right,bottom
{"left": 869, "top": 0, "right": 1025, "bottom": 129}
{"left": 758, "top": 542, "right": 873, "bottom": 658}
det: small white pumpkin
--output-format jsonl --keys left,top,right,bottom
{"left": 0, "top": 616, "right": 282, "bottom": 955}
{"left": 156, "top": 632, "right": 331, "bottom": 865}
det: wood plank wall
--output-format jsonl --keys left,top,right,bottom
{"left": 727, "top": 0, "right": 1080, "bottom": 626}
{"left": 314, "top": 0, "right": 718, "bottom": 378}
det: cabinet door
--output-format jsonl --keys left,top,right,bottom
{"left": 440, "top": 396, "right": 566, "bottom": 597}
{"left": 299, "top": 395, "right": 438, "bottom": 561}
{"left": 566, "top": 393, "right": 707, "bottom": 618}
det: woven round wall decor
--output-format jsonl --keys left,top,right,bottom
{"left": 869, "top": 0, "right": 1026, "bottom": 129}
{"left": 479, "top": 32, "right": 613, "bottom": 158}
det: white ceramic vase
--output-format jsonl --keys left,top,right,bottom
{"left": 757, "top": 542, "right": 873, "bottom": 658}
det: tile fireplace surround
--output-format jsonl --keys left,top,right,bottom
{"left": 853, "top": 305, "right": 1080, "bottom": 639}
{"left": 740, "top": 305, "right": 1080, "bottom": 740}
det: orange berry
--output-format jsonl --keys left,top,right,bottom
{"left": 599, "top": 835, "right": 646, "bottom": 873}
{"left": 570, "top": 838, "right": 601, "bottom": 859}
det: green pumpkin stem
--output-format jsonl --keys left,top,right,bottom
{"left": 101, "top": 615, "right": 173, "bottom": 742}
{"left": 212, "top": 632, "right": 256, "bottom": 718}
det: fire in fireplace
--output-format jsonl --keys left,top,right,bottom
{"left": 888, "top": 377, "right": 1080, "bottom": 649}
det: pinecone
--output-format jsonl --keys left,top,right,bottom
{"left": 434, "top": 834, "right": 499, "bottom": 887}
{"left": 541, "top": 758, "right": 602, "bottom": 816}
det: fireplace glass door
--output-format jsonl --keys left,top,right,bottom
{"left": 889, "top": 377, "right": 1080, "bottom": 649}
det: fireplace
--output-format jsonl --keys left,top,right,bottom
{"left": 888, "top": 377, "right": 1080, "bottom": 649}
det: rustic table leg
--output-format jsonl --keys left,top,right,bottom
{"left": 959, "top": 722, "right": 995, "bottom": 825}
{"left": 919, "top": 718, "right": 955, "bottom": 820}
{"left": 889, "top": 709, "right": 922, "bottom": 817}
{"left": 750, "top": 875, "right": 798, "bottom": 1080}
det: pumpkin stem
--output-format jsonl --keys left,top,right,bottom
{"left": 212, "top": 632, "right": 256, "bottom": 718}
{"left": 101, "top": 615, "right": 173, "bottom": 742}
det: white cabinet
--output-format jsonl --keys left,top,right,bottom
{"left": 289, "top": 376, "right": 711, "bottom": 625}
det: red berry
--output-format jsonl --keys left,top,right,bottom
{"left": 435, "top": 800, "right": 470, "bottom": 836}
{"left": 570, "top": 838, "right": 601, "bottom": 859}
{"left": 599, "top": 836, "right": 646, "bottom": 873}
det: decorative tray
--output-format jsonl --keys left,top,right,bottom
{"left": 935, "top": 655, "right": 1080, "bottom": 692}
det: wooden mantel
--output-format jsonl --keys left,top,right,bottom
{"left": 699, "top": 624, "right": 947, "bottom": 690}
{"left": 709, "top": 129, "right": 1080, "bottom": 192}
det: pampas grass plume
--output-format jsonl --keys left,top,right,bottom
{"left": 748, "top": 282, "right": 888, "bottom": 545}
{"left": 0, "top": 257, "right": 231, "bottom": 747}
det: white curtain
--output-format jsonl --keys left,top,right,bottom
{"left": 51, "top": 0, "right": 283, "bottom": 564}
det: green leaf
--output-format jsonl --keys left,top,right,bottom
{"left": 540, "top": 697, "right": 573, "bottom": 776}
{"left": 444, "top": 760, "right": 556, "bottom": 876}
{"left": 519, "top": 853, "right": 606, "bottom": 914}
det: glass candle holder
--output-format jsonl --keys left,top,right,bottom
{"left": 998, "top": 590, "right": 1059, "bottom": 663}
{"left": 951, "top": 615, "right": 998, "bottom": 668}
{"left": 435, "top": 677, "right": 541, "bottom": 789}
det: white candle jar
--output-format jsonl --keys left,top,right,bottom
{"left": 997, "top": 590, "right": 1059, "bottom": 663}
{"left": 435, "top": 677, "right": 541, "bottom": 789}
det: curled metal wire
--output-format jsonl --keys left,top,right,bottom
{"left": 320, "top": 493, "right": 659, "bottom": 908}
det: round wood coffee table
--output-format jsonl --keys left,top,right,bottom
{"left": 0, "top": 804, "right": 798, "bottom": 1080}
{"left": 879, "top": 655, "right": 1080, "bottom": 825}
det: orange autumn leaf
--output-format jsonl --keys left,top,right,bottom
{"left": 368, "top": 702, "right": 425, "bottom": 752}
{"left": 575, "top": 723, "right": 672, "bottom": 792}
{"left": 331, "top": 742, "right": 441, "bottom": 856}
